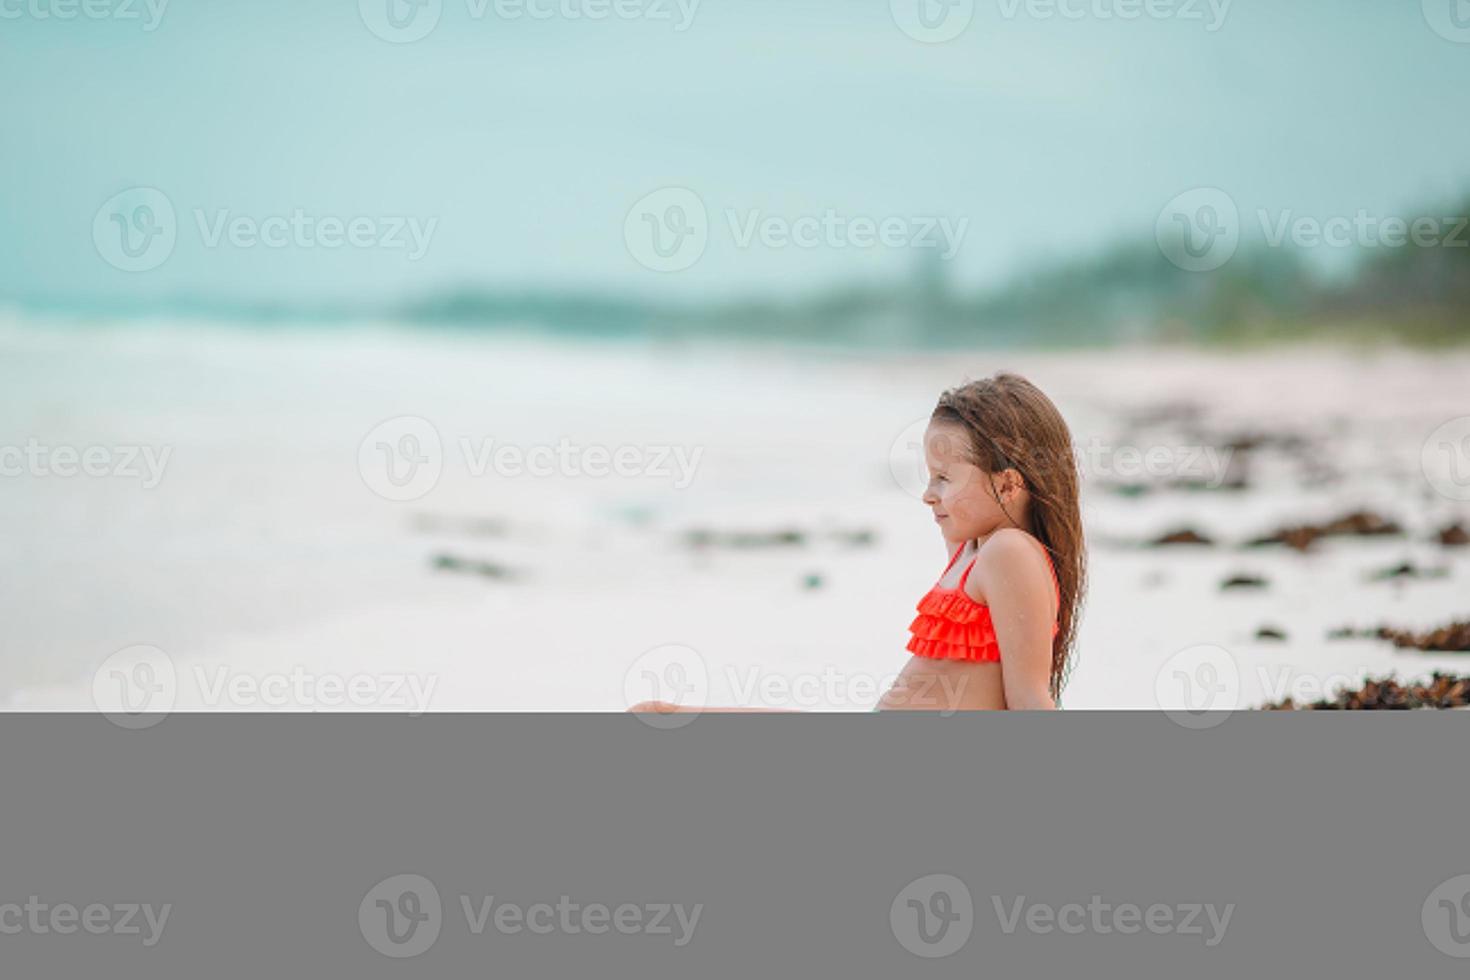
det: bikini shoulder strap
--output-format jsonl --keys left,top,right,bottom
{"left": 957, "top": 553, "right": 979, "bottom": 591}
{"left": 941, "top": 541, "right": 967, "bottom": 577}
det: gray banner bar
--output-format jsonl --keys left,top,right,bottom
{"left": 1, "top": 713, "right": 1466, "bottom": 977}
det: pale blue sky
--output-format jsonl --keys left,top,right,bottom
{"left": 2, "top": 0, "right": 1468, "bottom": 308}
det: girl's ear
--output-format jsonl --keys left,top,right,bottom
{"left": 999, "top": 467, "right": 1026, "bottom": 501}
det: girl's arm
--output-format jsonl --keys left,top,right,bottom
{"left": 970, "top": 530, "right": 1057, "bottom": 710}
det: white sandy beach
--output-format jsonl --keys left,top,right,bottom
{"left": 3, "top": 314, "right": 1468, "bottom": 712}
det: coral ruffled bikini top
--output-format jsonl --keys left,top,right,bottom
{"left": 906, "top": 539, "right": 1061, "bottom": 662}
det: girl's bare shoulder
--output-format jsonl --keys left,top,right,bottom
{"left": 966, "top": 528, "right": 1051, "bottom": 601}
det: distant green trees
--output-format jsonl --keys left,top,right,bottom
{"left": 402, "top": 193, "right": 1470, "bottom": 348}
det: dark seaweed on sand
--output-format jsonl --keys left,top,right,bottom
{"left": 1437, "top": 522, "right": 1470, "bottom": 547}
{"left": 1148, "top": 528, "right": 1215, "bottom": 547}
{"left": 1325, "top": 620, "right": 1470, "bottom": 652}
{"left": 431, "top": 553, "right": 519, "bottom": 580}
{"left": 1262, "top": 673, "right": 1470, "bottom": 710}
{"left": 683, "top": 527, "right": 878, "bottom": 550}
{"left": 1367, "top": 561, "right": 1448, "bottom": 582}
{"left": 1245, "top": 509, "right": 1403, "bottom": 552}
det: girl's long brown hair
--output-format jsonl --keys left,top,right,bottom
{"left": 931, "top": 372, "right": 1087, "bottom": 701}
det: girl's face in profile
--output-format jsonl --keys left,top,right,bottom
{"left": 921, "top": 421, "right": 1011, "bottom": 544}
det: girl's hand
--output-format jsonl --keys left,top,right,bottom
{"left": 626, "top": 701, "right": 797, "bottom": 713}
{"left": 627, "top": 700, "right": 684, "bottom": 713}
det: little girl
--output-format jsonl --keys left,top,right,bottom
{"left": 879, "top": 371, "right": 1085, "bottom": 710}
{"left": 633, "top": 371, "right": 1086, "bottom": 712}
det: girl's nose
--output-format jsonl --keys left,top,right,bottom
{"left": 921, "top": 484, "right": 940, "bottom": 506}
